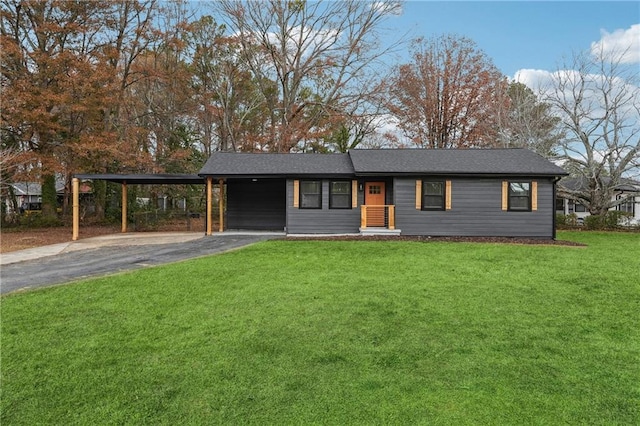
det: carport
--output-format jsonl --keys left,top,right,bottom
{"left": 72, "top": 174, "right": 225, "bottom": 240}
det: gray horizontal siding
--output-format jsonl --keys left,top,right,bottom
{"left": 394, "top": 177, "right": 556, "bottom": 238}
{"left": 286, "top": 179, "right": 360, "bottom": 234}
{"left": 285, "top": 177, "right": 556, "bottom": 237}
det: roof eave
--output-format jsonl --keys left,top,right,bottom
{"left": 74, "top": 174, "right": 204, "bottom": 185}
{"left": 353, "top": 171, "right": 569, "bottom": 178}
{"left": 198, "top": 173, "right": 355, "bottom": 179}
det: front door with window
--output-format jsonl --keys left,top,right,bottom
{"left": 365, "top": 182, "right": 386, "bottom": 227}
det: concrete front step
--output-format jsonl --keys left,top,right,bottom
{"left": 359, "top": 227, "right": 402, "bottom": 236}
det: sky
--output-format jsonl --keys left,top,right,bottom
{"left": 386, "top": 1, "right": 639, "bottom": 80}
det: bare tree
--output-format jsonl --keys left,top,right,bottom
{"left": 131, "top": 1, "right": 199, "bottom": 170}
{"left": 384, "top": 35, "right": 509, "bottom": 149}
{"left": 548, "top": 49, "right": 640, "bottom": 215}
{"left": 214, "top": 0, "right": 403, "bottom": 152}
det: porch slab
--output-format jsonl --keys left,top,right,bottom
{"left": 287, "top": 233, "right": 361, "bottom": 238}
{"left": 359, "top": 227, "right": 402, "bottom": 236}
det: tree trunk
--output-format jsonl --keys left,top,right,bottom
{"left": 93, "top": 180, "right": 107, "bottom": 221}
{"left": 41, "top": 174, "right": 58, "bottom": 219}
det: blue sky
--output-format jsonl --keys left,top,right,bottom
{"left": 389, "top": 1, "right": 639, "bottom": 79}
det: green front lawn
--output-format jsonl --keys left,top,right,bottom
{"left": 2, "top": 232, "right": 639, "bottom": 424}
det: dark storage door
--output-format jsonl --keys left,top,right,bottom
{"left": 226, "top": 179, "right": 286, "bottom": 230}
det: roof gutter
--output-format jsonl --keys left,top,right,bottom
{"left": 353, "top": 172, "right": 569, "bottom": 178}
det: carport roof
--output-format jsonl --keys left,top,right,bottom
{"left": 74, "top": 174, "right": 204, "bottom": 185}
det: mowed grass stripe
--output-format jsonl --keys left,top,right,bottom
{"left": 2, "top": 232, "right": 638, "bottom": 424}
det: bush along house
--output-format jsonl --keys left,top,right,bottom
{"left": 198, "top": 148, "right": 569, "bottom": 239}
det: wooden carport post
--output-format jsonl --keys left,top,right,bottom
{"left": 206, "top": 177, "right": 213, "bottom": 236}
{"left": 72, "top": 177, "right": 79, "bottom": 241}
{"left": 218, "top": 179, "right": 224, "bottom": 232}
{"left": 121, "top": 181, "right": 128, "bottom": 233}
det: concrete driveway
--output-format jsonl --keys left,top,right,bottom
{"left": 1, "top": 232, "right": 283, "bottom": 295}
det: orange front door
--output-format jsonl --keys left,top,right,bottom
{"left": 365, "top": 182, "right": 386, "bottom": 227}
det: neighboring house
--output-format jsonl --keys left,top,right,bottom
{"left": 3, "top": 179, "right": 96, "bottom": 215}
{"left": 4, "top": 181, "right": 65, "bottom": 214}
{"left": 556, "top": 177, "right": 640, "bottom": 225}
{"left": 198, "top": 148, "right": 568, "bottom": 239}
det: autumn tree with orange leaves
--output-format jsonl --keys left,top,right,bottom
{"left": 384, "top": 35, "right": 509, "bottom": 149}
{"left": 0, "top": 1, "right": 200, "bottom": 218}
{"left": 1, "top": 0, "right": 121, "bottom": 217}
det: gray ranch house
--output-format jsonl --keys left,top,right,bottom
{"left": 199, "top": 149, "right": 568, "bottom": 239}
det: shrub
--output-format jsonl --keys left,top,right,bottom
{"left": 557, "top": 213, "right": 580, "bottom": 228}
{"left": 21, "top": 213, "right": 63, "bottom": 228}
{"left": 584, "top": 211, "right": 632, "bottom": 230}
{"left": 584, "top": 214, "right": 604, "bottom": 230}
{"left": 616, "top": 211, "right": 635, "bottom": 227}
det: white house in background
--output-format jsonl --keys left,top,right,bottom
{"left": 556, "top": 177, "right": 640, "bottom": 225}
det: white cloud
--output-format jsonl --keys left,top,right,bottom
{"left": 513, "top": 69, "right": 554, "bottom": 92}
{"left": 514, "top": 24, "right": 640, "bottom": 84}
{"left": 591, "top": 24, "right": 640, "bottom": 64}
{"left": 515, "top": 67, "right": 639, "bottom": 109}
{"left": 515, "top": 68, "right": 640, "bottom": 126}
{"left": 372, "top": 1, "right": 403, "bottom": 17}
{"left": 373, "top": 113, "right": 400, "bottom": 134}
{"left": 261, "top": 25, "right": 340, "bottom": 62}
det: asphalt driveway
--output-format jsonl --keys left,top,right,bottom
{"left": 1, "top": 233, "right": 282, "bottom": 295}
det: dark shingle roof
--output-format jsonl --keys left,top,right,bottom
{"left": 11, "top": 181, "right": 66, "bottom": 195}
{"left": 198, "top": 149, "right": 567, "bottom": 178}
{"left": 348, "top": 149, "right": 568, "bottom": 176}
{"left": 199, "top": 152, "right": 354, "bottom": 177}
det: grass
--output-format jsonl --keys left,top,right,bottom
{"left": 1, "top": 231, "right": 639, "bottom": 424}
